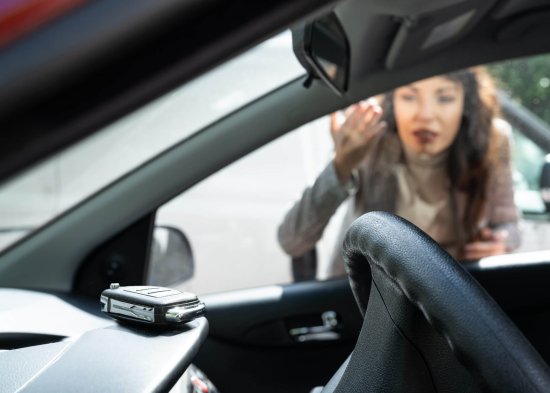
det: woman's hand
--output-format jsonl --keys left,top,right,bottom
{"left": 331, "top": 100, "right": 386, "bottom": 183}
{"left": 464, "top": 228, "right": 508, "bottom": 260}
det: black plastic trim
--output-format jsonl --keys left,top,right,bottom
{"left": 18, "top": 318, "right": 208, "bottom": 393}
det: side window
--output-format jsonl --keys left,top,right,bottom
{"left": 489, "top": 54, "right": 550, "bottom": 252}
{"left": 509, "top": 128, "right": 545, "bottom": 213}
{"left": 156, "top": 117, "right": 342, "bottom": 294}
{"left": 157, "top": 56, "right": 550, "bottom": 295}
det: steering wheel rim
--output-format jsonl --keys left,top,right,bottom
{"left": 332, "top": 211, "right": 550, "bottom": 393}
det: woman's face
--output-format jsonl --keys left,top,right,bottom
{"left": 393, "top": 76, "right": 465, "bottom": 157}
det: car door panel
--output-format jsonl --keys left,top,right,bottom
{"left": 466, "top": 252, "right": 550, "bottom": 364}
{"left": 194, "top": 279, "right": 362, "bottom": 393}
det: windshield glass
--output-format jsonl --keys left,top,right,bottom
{"left": 0, "top": 31, "right": 304, "bottom": 252}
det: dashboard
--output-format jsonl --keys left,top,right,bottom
{"left": 0, "top": 289, "right": 208, "bottom": 392}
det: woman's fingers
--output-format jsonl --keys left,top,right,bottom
{"left": 479, "top": 227, "right": 493, "bottom": 240}
{"left": 345, "top": 104, "right": 367, "bottom": 130}
{"left": 330, "top": 112, "right": 346, "bottom": 140}
{"left": 333, "top": 101, "right": 385, "bottom": 150}
{"left": 367, "top": 120, "right": 387, "bottom": 139}
{"left": 337, "top": 102, "right": 382, "bottom": 135}
{"left": 464, "top": 239, "right": 507, "bottom": 259}
{"left": 361, "top": 102, "right": 382, "bottom": 127}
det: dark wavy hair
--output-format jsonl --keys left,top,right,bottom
{"left": 380, "top": 67, "right": 499, "bottom": 250}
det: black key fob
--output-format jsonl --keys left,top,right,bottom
{"left": 100, "top": 283, "right": 205, "bottom": 327}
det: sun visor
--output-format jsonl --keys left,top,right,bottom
{"left": 359, "top": 0, "right": 467, "bottom": 16}
{"left": 495, "top": 9, "right": 550, "bottom": 42}
{"left": 385, "top": 0, "right": 496, "bottom": 69}
{"left": 492, "top": 0, "right": 550, "bottom": 20}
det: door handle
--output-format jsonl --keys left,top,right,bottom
{"left": 289, "top": 311, "right": 341, "bottom": 342}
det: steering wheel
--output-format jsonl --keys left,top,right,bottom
{"left": 322, "top": 212, "right": 550, "bottom": 393}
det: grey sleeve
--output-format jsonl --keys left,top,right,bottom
{"left": 277, "top": 161, "right": 350, "bottom": 257}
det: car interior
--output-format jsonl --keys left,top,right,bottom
{"left": 2, "top": 0, "right": 550, "bottom": 392}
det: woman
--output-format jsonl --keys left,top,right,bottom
{"left": 278, "top": 67, "right": 520, "bottom": 277}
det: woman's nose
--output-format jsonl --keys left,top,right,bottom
{"left": 416, "top": 100, "right": 436, "bottom": 120}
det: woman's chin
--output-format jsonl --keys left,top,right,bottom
{"left": 410, "top": 144, "right": 448, "bottom": 159}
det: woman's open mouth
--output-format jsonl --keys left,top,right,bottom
{"left": 412, "top": 129, "right": 437, "bottom": 144}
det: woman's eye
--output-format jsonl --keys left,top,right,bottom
{"left": 399, "top": 93, "right": 417, "bottom": 102}
{"left": 438, "top": 95, "right": 456, "bottom": 103}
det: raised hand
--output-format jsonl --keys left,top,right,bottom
{"left": 331, "top": 99, "right": 386, "bottom": 183}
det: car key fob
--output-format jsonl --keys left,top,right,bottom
{"left": 100, "top": 283, "right": 205, "bottom": 327}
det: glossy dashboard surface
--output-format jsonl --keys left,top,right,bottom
{"left": 0, "top": 289, "right": 208, "bottom": 392}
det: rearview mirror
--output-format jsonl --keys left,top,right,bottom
{"left": 146, "top": 226, "right": 194, "bottom": 287}
{"left": 293, "top": 12, "right": 350, "bottom": 96}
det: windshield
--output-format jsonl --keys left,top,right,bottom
{"left": 0, "top": 31, "right": 304, "bottom": 252}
